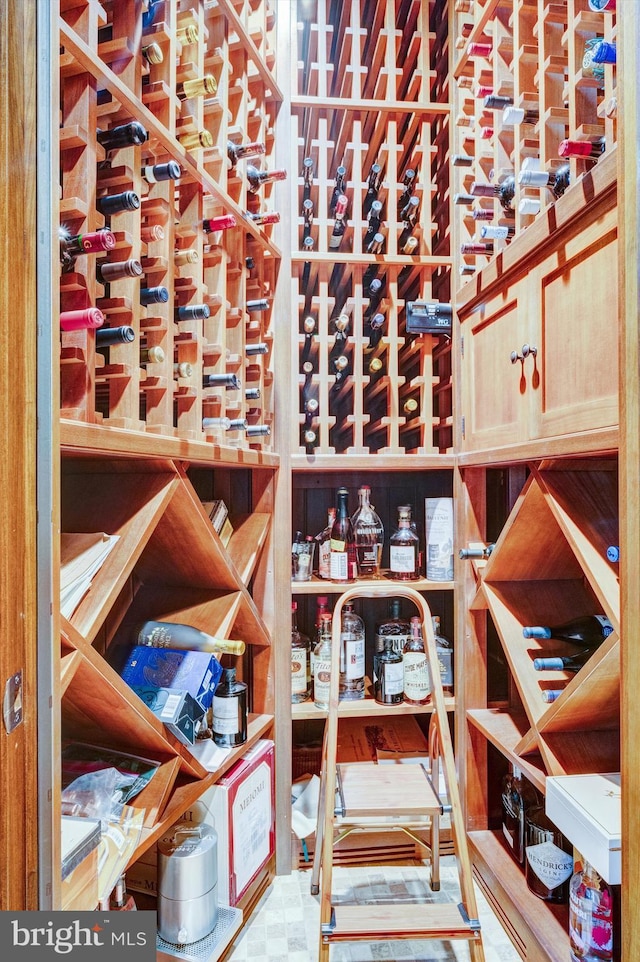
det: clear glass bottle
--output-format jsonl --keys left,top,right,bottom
{"left": 524, "top": 805, "right": 573, "bottom": 902}
{"left": 432, "top": 616, "right": 454, "bottom": 695}
{"left": 569, "top": 859, "right": 614, "bottom": 962}
{"left": 329, "top": 488, "right": 357, "bottom": 582}
{"left": 402, "top": 617, "right": 431, "bottom": 705}
{"left": 310, "top": 596, "right": 330, "bottom": 697}
{"left": 316, "top": 508, "right": 336, "bottom": 579}
{"left": 338, "top": 603, "right": 365, "bottom": 701}
{"left": 389, "top": 505, "right": 420, "bottom": 580}
{"left": 351, "top": 485, "right": 384, "bottom": 579}
{"left": 374, "top": 599, "right": 410, "bottom": 685}
{"left": 212, "top": 667, "right": 247, "bottom": 747}
{"left": 375, "top": 637, "right": 404, "bottom": 705}
{"left": 313, "top": 613, "right": 333, "bottom": 710}
{"left": 501, "top": 767, "right": 540, "bottom": 865}
{"left": 291, "top": 601, "right": 311, "bottom": 704}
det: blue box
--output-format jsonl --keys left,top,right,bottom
{"left": 121, "top": 646, "right": 223, "bottom": 710}
{"left": 132, "top": 686, "right": 207, "bottom": 746}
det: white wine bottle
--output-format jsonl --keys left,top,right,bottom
{"left": 137, "top": 620, "right": 245, "bottom": 655}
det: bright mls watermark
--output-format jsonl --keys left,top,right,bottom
{"left": 1, "top": 912, "right": 157, "bottom": 960}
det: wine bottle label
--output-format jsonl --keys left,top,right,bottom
{"left": 342, "top": 638, "right": 364, "bottom": 680}
{"left": 330, "top": 550, "right": 348, "bottom": 580}
{"left": 390, "top": 545, "right": 416, "bottom": 573}
{"left": 291, "top": 650, "right": 308, "bottom": 694}
{"left": 318, "top": 541, "right": 331, "bottom": 579}
{"left": 525, "top": 841, "right": 573, "bottom": 890}
{"left": 314, "top": 658, "right": 331, "bottom": 707}
{"left": 403, "top": 652, "right": 431, "bottom": 700}
{"left": 212, "top": 694, "right": 240, "bottom": 735}
{"left": 381, "top": 660, "right": 404, "bottom": 695}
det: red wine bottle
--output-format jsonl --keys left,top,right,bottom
{"left": 97, "top": 122, "right": 148, "bottom": 150}
{"left": 97, "top": 191, "right": 140, "bottom": 216}
{"left": 329, "top": 487, "right": 357, "bottom": 582}
{"left": 60, "top": 308, "right": 104, "bottom": 332}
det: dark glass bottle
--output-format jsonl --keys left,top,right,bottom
{"left": 142, "top": 161, "right": 181, "bottom": 183}
{"left": 524, "top": 806, "right": 573, "bottom": 902}
{"left": 97, "top": 191, "right": 140, "bottom": 216}
{"left": 246, "top": 165, "right": 287, "bottom": 193}
{"left": 140, "top": 286, "right": 169, "bottom": 305}
{"left": 212, "top": 667, "right": 247, "bottom": 747}
{"left": 501, "top": 767, "right": 539, "bottom": 865}
{"left": 522, "top": 615, "right": 614, "bottom": 644}
{"left": 498, "top": 175, "right": 516, "bottom": 212}
{"left": 176, "top": 304, "right": 210, "bottom": 321}
{"left": 533, "top": 650, "right": 594, "bottom": 672}
{"left": 329, "top": 194, "right": 348, "bottom": 250}
{"left": 329, "top": 165, "right": 347, "bottom": 215}
{"left": 97, "top": 122, "right": 148, "bottom": 150}
{"left": 95, "top": 325, "right": 135, "bottom": 345}
{"left": 329, "top": 487, "right": 357, "bottom": 583}
{"left": 227, "top": 140, "right": 266, "bottom": 165}
{"left": 459, "top": 543, "right": 495, "bottom": 560}
{"left": 60, "top": 308, "right": 104, "bottom": 332}
{"left": 374, "top": 600, "right": 410, "bottom": 684}
{"left": 363, "top": 162, "right": 382, "bottom": 216}
{"left": 375, "top": 637, "right": 404, "bottom": 705}
{"left": 202, "top": 372, "right": 241, "bottom": 390}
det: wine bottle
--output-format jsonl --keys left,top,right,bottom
{"left": 369, "top": 356, "right": 383, "bottom": 375}
{"left": 389, "top": 505, "right": 420, "bottom": 580}
{"left": 246, "top": 298, "right": 270, "bottom": 312}
{"left": 518, "top": 197, "right": 541, "bottom": 216}
{"left": 212, "top": 667, "right": 247, "bottom": 748}
{"left": 480, "top": 224, "right": 515, "bottom": 241}
{"left": 338, "top": 603, "right": 365, "bottom": 700}
{"left": 176, "top": 75, "right": 217, "bottom": 100}
{"left": 351, "top": 485, "right": 384, "bottom": 578}
{"left": 95, "top": 325, "right": 135, "bottom": 345}
{"left": 502, "top": 106, "right": 539, "bottom": 126}
{"left": 142, "top": 161, "right": 181, "bottom": 184}
{"left": 291, "top": 601, "right": 311, "bottom": 704}
{"left": 366, "top": 232, "right": 384, "bottom": 254}
{"left": 97, "top": 191, "right": 140, "bottom": 215}
{"left": 467, "top": 41, "right": 492, "bottom": 57}
{"left": 60, "top": 227, "right": 116, "bottom": 261}
{"left": 141, "top": 224, "right": 164, "bottom": 243}
{"left": 592, "top": 40, "right": 616, "bottom": 64}
{"left": 245, "top": 386, "right": 261, "bottom": 400}
{"left": 97, "top": 122, "right": 148, "bottom": 150}
{"left": 400, "top": 194, "right": 420, "bottom": 227}
{"left": 558, "top": 138, "right": 606, "bottom": 159}
{"left": 203, "top": 214, "right": 237, "bottom": 233}
{"left": 178, "top": 129, "right": 214, "bottom": 151}
{"left": 332, "top": 354, "right": 349, "bottom": 383}
{"left": 245, "top": 424, "right": 271, "bottom": 438}
{"left": 246, "top": 165, "right": 287, "bottom": 193}
{"left": 109, "top": 875, "right": 137, "bottom": 911}
{"left": 364, "top": 200, "right": 383, "bottom": 243}
{"left": 459, "top": 543, "right": 495, "bottom": 559}
{"left": 363, "top": 162, "right": 382, "bottom": 216}
{"left": 96, "top": 258, "right": 143, "bottom": 283}
{"left": 401, "top": 236, "right": 419, "bottom": 255}
{"left": 329, "top": 487, "right": 357, "bottom": 583}
{"left": 606, "top": 545, "right": 619, "bottom": 562}
{"left": 302, "top": 198, "right": 314, "bottom": 230}
{"left": 452, "top": 154, "right": 474, "bottom": 167}
{"left": 588, "top": 0, "right": 616, "bottom": 10}
{"left": 174, "top": 361, "right": 193, "bottom": 377}
{"left": 472, "top": 208, "right": 494, "bottom": 222}
{"left": 140, "top": 346, "right": 165, "bottom": 364}
{"left": 227, "top": 140, "right": 266, "bottom": 165}
{"left": 142, "top": 41, "right": 163, "bottom": 65}
{"left": 302, "top": 156, "right": 314, "bottom": 200}
{"left": 498, "top": 175, "right": 516, "bottom": 211}
{"left": 174, "top": 249, "right": 199, "bottom": 267}
{"left": 524, "top": 806, "right": 573, "bottom": 903}
{"left": 329, "top": 194, "right": 348, "bottom": 250}
{"left": 313, "top": 613, "right": 333, "bottom": 710}
{"left": 60, "top": 308, "right": 105, "bottom": 332}
{"left": 175, "top": 20, "right": 199, "bottom": 44}
{"left": 332, "top": 312, "right": 349, "bottom": 341}
{"left": 246, "top": 342, "right": 269, "bottom": 356}
{"left": 460, "top": 242, "right": 493, "bottom": 255}
{"left": 140, "top": 286, "right": 169, "bottom": 305}
{"left": 202, "top": 372, "right": 241, "bottom": 390}
{"left": 246, "top": 210, "right": 280, "bottom": 226}
{"left": 569, "top": 860, "right": 614, "bottom": 962}
{"left": 402, "top": 618, "right": 431, "bottom": 705}
{"left": 454, "top": 192, "right": 475, "bottom": 207}
{"left": 375, "top": 637, "right": 404, "bottom": 705}
{"left": 501, "top": 767, "right": 539, "bottom": 865}
{"left": 203, "top": 417, "right": 248, "bottom": 432}
{"left": 483, "top": 94, "right": 514, "bottom": 110}
{"left": 533, "top": 650, "right": 593, "bottom": 672}
{"left": 403, "top": 397, "right": 418, "bottom": 415}
{"left": 522, "top": 615, "right": 613, "bottom": 644}
{"left": 137, "top": 620, "right": 245, "bottom": 655}
{"left": 364, "top": 312, "right": 385, "bottom": 352}
{"left": 329, "top": 165, "right": 347, "bottom": 215}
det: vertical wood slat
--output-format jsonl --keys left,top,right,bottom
{"left": 0, "top": 0, "right": 39, "bottom": 910}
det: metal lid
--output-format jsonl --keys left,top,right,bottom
{"left": 158, "top": 823, "right": 217, "bottom": 899}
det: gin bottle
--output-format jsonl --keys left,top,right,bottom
{"left": 389, "top": 505, "right": 420, "bottom": 580}
{"left": 524, "top": 806, "right": 573, "bottom": 902}
{"left": 374, "top": 599, "right": 410, "bottom": 684}
{"left": 291, "top": 601, "right": 311, "bottom": 704}
{"left": 351, "top": 485, "right": 384, "bottom": 578}
{"left": 403, "top": 617, "right": 431, "bottom": 705}
{"left": 339, "top": 603, "right": 365, "bottom": 700}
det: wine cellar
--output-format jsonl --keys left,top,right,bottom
{"left": 1, "top": 0, "right": 638, "bottom": 960}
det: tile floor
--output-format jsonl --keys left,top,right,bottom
{"left": 226, "top": 858, "right": 521, "bottom": 962}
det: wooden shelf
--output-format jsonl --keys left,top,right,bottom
{"left": 291, "top": 575, "right": 455, "bottom": 595}
{"left": 293, "top": 691, "right": 454, "bottom": 721}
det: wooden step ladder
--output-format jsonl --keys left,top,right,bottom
{"left": 310, "top": 585, "right": 485, "bottom": 962}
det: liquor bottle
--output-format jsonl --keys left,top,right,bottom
{"left": 459, "top": 543, "right": 495, "bottom": 560}
{"left": 375, "top": 637, "right": 404, "bottom": 706}
{"left": 524, "top": 806, "right": 573, "bottom": 902}
{"left": 402, "top": 617, "right": 431, "bottom": 705}
{"left": 212, "top": 667, "right": 247, "bottom": 747}
{"left": 313, "top": 613, "right": 333, "bottom": 710}
{"left": 351, "top": 485, "right": 384, "bottom": 579}
{"left": 329, "top": 487, "right": 357, "bottom": 583}
{"left": 203, "top": 214, "right": 237, "bottom": 233}
{"left": 522, "top": 615, "right": 614, "bottom": 644}
{"left": 142, "top": 41, "right": 163, "bottom": 65}
{"left": 227, "top": 140, "right": 266, "bottom": 165}
{"left": 96, "top": 258, "right": 143, "bottom": 283}
{"left": 140, "top": 346, "right": 165, "bottom": 364}
{"left": 316, "top": 508, "right": 336, "bottom": 580}
{"left": 329, "top": 194, "right": 348, "bottom": 250}
{"left": 140, "top": 286, "right": 169, "bottom": 305}
{"left": 329, "top": 165, "right": 347, "bottom": 216}
{"left": 432, "top": 615, "right": 454, "bottom": 695}
{"left": 291, "top": 601, "right": 311, "bottom": 704}
{"left": 569, "top": 859, "right": 614, "bottom": 962}
{"left": 60, "top": 308, "right": 104, "bottom": 333}
{"left": 109, "top": 875, "right": 137, "bottom": 911}
{"left": 202, "top": 372, "right": 242, "bottom": 390}
{"left": 95, "top": 325, "right": 135, "bottom": 345}
{"left": 178, "top": 129, "right": 214, "bottom": 151}
{"left": 502, "top": 106, "right": 539, "bottom": 126}
{"left": 374, "top": 600, "right": 410, "bottom": 684}
{"left": 176, "top": 75, "right": 217, "bottom": 100}
{"left": 389, "top": 505, "right": 420, "bottom": 580}
{"left": 137, "top": 621, "right": 245, "bottom": 655}
{"left": 97, "top": 121, "right": 148, "bottom": 150}
{"left": 141, "top": 224, "right": 164, "bottom": 243}
{"left": 501, "top": 767, "right": 539, "bottom": 865}
{"left": 246, "top": 210, "right": 280, "bottom": 227}
{"left": 246, "top": 165, "right": 287, "bottom": 193}
{"left": 338, "top": 602, "right": 365, "bottom": 701}
{"left": 533, "top": 650, "right": 595, "bottom": 672}
{"left": 559, "top": 138, "right": 606, "bottom": 160}
{"left": 96, "top": 191, "right": 140, "bottom": 215}
{"left": 142, "top": 161, "right": 181, "bottom": 184}
{"left": 245, "top": 424, "right": 271, "bottom": 438}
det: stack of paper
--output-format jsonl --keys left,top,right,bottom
{"left": 60, "top": 532, "right": 120, "bottom": 619}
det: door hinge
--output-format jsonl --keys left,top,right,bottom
{"left": 461, "top": 416, "right": 465, "bottom": 440}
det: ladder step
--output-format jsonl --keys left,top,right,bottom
{"left": 336, "top": 762, "right": 442, "bottom": 817}
{"left": 324, "top": 903, "right": 481, "bottom": 942}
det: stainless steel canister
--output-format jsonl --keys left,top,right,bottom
{"left": 157, "top": 823, "right": 218, "bottom": 944}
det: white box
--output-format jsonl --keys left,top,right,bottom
{"left": 545, "top": 772, "right": 621, "bottom": 884}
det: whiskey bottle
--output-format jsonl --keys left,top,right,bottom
{"left": 338, "top": 603, "right": 365, "bottom": 701}
{"left": 246, "top": 165, "right": 287, "bottom": 193}
{"left": 351, "top": 485, "right": 384, "bottom": 579}
{"left": 329, "top": 487, "right": 357, "bottom": 582}
{"left": 501, "top": 767, "right": 539, "bottom": 865}
{"left": 291, "top": 601, "right": 311, "bottom": 704}
{"left": 389, "top": 505, "right": 420, "bottom": 580}
{"left": 374, "top": 600, "right": 410, "bottom": 684}
{"left": 522, "top": 615, "right": 613, "bottom": 644}
{"left": 524, "top": 806, "right": 573, "bottom": 902}
{"left": 212, "top": 667, "right": 247, "bottom": 747}
{"left": 402, "top": 617, "right": 431, "bottom": 705}
{"left": 569, "top": 859, "right": 614, "bottom": 962}
{"left": 97, "top": 121, "right": 148, "bottom": 150}
{"left": 311, "top": 596, "right": 330, "bottom": 691}
{"left": 313, "top": 613, "right": 333, "bottom": 710}
{"left": 316, "top": 508, "right": 336, "bottom": 580}
{"left": 432, "top": 615, "right": 453, "bottom": 694}
{"left": 375, "top": 637, "right": 404, "bottom": 705}
{"left": 137, "top": 620, "right": 245, "bottom": 655}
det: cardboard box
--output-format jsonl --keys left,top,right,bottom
{"left": 546, "top": 772, "right": 621, "bottom": 884}
{"left": 336, "top": 714, "right": 430, "bottom": 762}
{"left": 132, "top": 686, "right": 206, "bottom": 746}
{"left": 120, "top": 645, "right": 222, "bottom": 710}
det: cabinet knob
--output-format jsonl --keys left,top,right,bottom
{"left": 510, "top": 349, "right": 523, "bottom": 364}
{"left": 521, "top": 344, "right": 537, "bottom": 359}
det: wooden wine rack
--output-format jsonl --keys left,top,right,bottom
{"left": 289, "top": 0, "right": 454, "bottom": 460}
{"left": 452, "top": 0, "right": 617, "bottom": 276}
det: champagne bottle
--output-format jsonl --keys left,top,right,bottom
{"left": 176, "top": 75, "right": 217, "bottom": 100}
{"left": 97, "top": 191, "right": 140, "bottom": 215}
{"left": 97, "top": 121, "right": 148, "bottom": 150}
{"left": 522, "top": 615, "right": 613, "bottom": 644}
{"left": 338, "top": 603, "right": 365, "bottom": 700}
{"left": 96, "top": 258, "right": 143, "bottom": 283}
{"left": 137, "top": 620, "right": 245, "bottom": 655}
{"left": 212, "top": 667, "right": 247, "bottom": 747}
{"left": 60, "top": 308, "right": 104, "bottom": 332}
{"left": 402, "top": 617, "right": 431, "bottom": 705}
{"left": 389, "top": 505, "right": 420, "bottom": 580}
{"left": 329, "top": 487, "right": 357, "bottom": 582}
{"left": 202, "top": 372, "right": 241, "bottom": 390}
{"left": 95, "top": 325, "right": 135, "bottom": 345}
{"left": 375, "top": 637, "right": 404, "bottom": 705}
{"left": 246, "top": 165, "right": 287, "bottom": 193}
{"left": 291, "top": 601, "right": 311, "bottom": 704}
{"left": 142, "top": 161, "right": 181, "bottom": 183}
{"left": 351, "top": 485, "right": 384, "bottom": 578}
{"left": 203, "top": 214, "right": 237, "bottom": 233}
{"left": 178, "top": 129, "right": 214, "bottom": 151}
